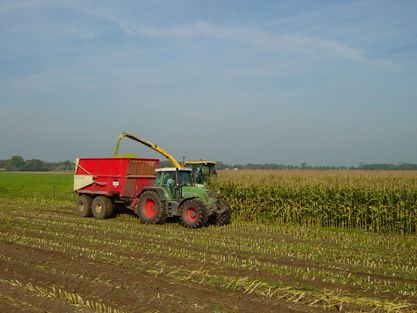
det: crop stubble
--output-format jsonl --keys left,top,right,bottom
{"left": 1, "top": 195, "right": 416, "bottom": 312}
{"left": 0, "top": 171, "right": 417, "bottom": 312}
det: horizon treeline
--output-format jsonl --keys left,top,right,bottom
{"left": 0, "top": 155, "right": 74, "bottom": 172}
{"left": 1, "top": 155, "right": 417, "bottom": 172}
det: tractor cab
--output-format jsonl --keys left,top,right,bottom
{"left": 154, "top": 168, "right": 194, "bottom": 200}
{"left": 155, "top": 168, "right": 193, "bottom": 187}
{"left": 185, "top": 161, "right": 217, "bottom": 186}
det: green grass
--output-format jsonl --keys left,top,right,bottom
{"left": 0, "top": 172, "right": 73, "bottom": 199}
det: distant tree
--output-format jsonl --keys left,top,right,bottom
{"left": 357, "top": 163, "right": 417, "bottom": 170}
{"left": 24, "top": 159, "right": 47, "bottom": 171}
{"left": 0, "top": 159, "right": 8, "bottom": 169}
{"left": 48, "top": 160, "right": 75, "bottom": 171}
{"left": 214, "top": 161, "right": 226, "bottom": 170}
{"left": 63, "top": 160, "right": 74, "bottom": 171}
{"left": 160, "top": 160, "right": 171, "bottom": 168}
{"left": 7, "top": 155, "right": 25, "bottom": 171}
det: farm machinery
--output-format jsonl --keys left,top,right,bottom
{"left": 184, "top": 160, "right": 217, "bottom": 186}
{"left": 74, "top": 132, "right": 231, "bottom": 228}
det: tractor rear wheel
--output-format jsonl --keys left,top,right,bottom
{"left": 209, "top": 198, "right": 232, "bottom": 226}
{"left": 180, "top": 199, "right": 208, "bottom": 228}
{"left": 137, "top": 191, "right": 166, "bottom": 224}
{"left": 75, "top": 194, "right": 93, "bottom": 217}
{"left": 92, "top": 196, "right": 114, "bottom": 219}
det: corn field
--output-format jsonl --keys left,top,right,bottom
{"left": 1, "top": 172, "right": 417, "bottom": 312}
{"left": 211, "top": 170, "right": 417, "bottom": 233}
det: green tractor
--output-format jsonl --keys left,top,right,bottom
{"left": 137, "top": 167, "right": 230, "bottom": 227}
{"left": 115, "top": 132, "right": 231, "bottom": 228}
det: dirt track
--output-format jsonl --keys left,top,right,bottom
{"left": 0, "top": 198, "right": 416, "bottom": 312}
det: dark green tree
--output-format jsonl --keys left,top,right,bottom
{"left": 24, "top": 159, "right": 47, "bottom": 171}
{"left": 7, "top": 155, "right": 25, "bottom": 171}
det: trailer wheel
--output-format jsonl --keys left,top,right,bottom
{"left": 92, "top": 196, "right": 113, "bottom": 219}
{"left": 180, "top": 199, "right": 208, "bottom": 228}
{"left": 137, "top": 191, "right": 166, "bottom": 224}
{"left": 209, "top": 198, "right": 232, "bottom": 226}
{"left": 75, "top": 194, "right": 93, "bottom": 217}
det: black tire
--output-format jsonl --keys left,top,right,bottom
{"left": 137, "top": 191, "right": 166, "bottom": 224}
{"left": 92, "top": 196, "right": 114, "bottom": 219}
{"left": 180, "top": 199, "right": 208, "bottom": 228}
{"left": 75, "top": 194, "right": 93, "bottom": 217}
{"left": 209, "top": 198, "right": 232, "bottom": 226}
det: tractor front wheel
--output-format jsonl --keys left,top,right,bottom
{"left": 92, "top": 196, "right": 114, "bottom": 219}
{"left": 137, "top": 191, "right": 166, "bottom": 224}
{"left": 75, "top": 194, "right": 93, "bottom": 217}
{"left": 180, "top": 199, "right": 208, "bottom": 228}
{"left": 209, "top": 198, "right": 232, "bottom": 226}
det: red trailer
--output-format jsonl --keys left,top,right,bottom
{"left": 74, "top": 157, "right": 160, "bottom": 218}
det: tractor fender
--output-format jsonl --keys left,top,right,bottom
{"left": 178, "top": 196, "right": 196, "bottom": 208}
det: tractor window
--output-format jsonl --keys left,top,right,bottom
{"left": 178, "top": 171, "right": 193, "bottom": 186}
{"left": 155, "top": 172, "right": 175, "bottom": 188}
{"left": 194, "top": 166, "right": 203, "bottom": 184}
{"left": 202, "top": 166, "right": 209, "bottom": 175}
{"left": 163, "top": 172, "right": 175, "bottom": 187}
{"left": 155, "top": 172, "right": 162, "bottom": 186}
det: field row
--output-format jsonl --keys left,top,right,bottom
{"left": 0, "top": 197, "right": 416, "bottom": 312}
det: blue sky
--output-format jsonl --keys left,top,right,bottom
{"left": 1, "top": 0, "right": 416, "bottom": 166}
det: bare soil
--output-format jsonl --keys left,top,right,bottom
{"left": 0, "top": 198, "right": 416, "bottom": 313}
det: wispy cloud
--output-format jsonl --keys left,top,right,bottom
{"left": 0, "top": 0, "right": 415, "bottom": 163}
{"left": 64, "top": 2, "right": 390, "bottom": 67}
{"left": 0, "top": 1, "right": 395, "bottom": 68}
{"left": 130, "top": 22, "right": 395, "bottom": 67}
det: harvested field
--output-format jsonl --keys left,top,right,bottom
{"left": 0, "top": 172, "right": 416, "bottom": 312}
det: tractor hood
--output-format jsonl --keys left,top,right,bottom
{"left": 182, "top": 186, "right": 217, "bottom": 205}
